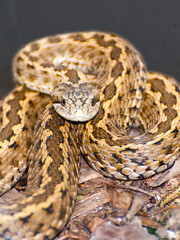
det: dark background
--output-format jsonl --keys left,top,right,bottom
{"left": 0, "top": 0, "right": 179, "bottom": 96}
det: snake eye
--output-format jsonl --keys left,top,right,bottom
{"left": 52, "top": 96, "right": 66, "bottom": 106}
{"left": 60, "top": 98, "right": 66, "bottom": 106}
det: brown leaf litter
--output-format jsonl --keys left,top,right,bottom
{"left": 0, "top": 99, "right": 180, "bottom": 240}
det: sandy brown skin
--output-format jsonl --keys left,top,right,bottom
{"left": 81, "top": 72, "right": 180, "bottom": 180}
{"left": 0, "top": 32, "right": 180, "bottom": 239}
{"left": 0, "top": 86, "right": 80, "bottom": 239}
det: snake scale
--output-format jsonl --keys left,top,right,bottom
{"left": 0, "top": 31, "right": 180, "bottom": 239}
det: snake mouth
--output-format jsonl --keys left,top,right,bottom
{"left": 70, "top": 111, "right": 99, "bottom": 122}
{"left": 70, "top": 108, "right": 99, "bottom": 122}
{"left": 54, "top": 108, "right": 97, "bottom": 123}
{"left": 67, "top": 116, "right": 90, "bottom": 122}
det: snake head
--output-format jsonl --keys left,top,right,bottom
{"left": 51, "top": 82, "right": 100, "bottom": 122}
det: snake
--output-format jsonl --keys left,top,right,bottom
{"left": 0, "top": 31, "right": 180, "bottom": 239}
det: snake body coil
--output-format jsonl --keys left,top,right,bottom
{"left": 0, "top": 32, "right": 180, "bottom": 239}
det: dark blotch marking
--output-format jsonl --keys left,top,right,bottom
{"left": 92, "top": 151, "right": 103, "bottom": 160}
{"left": 166, "top": 145, "right": 173, "bottom": 155}
{"left": 106, "top": 123, "right": 111, "bottom": 131}
{"left": 43, "top": 235, "right": 51, "bottom": 240}
{"left": 142, "top": 67, "right": 146, "bottom": 73}
{"left": 40, "top": 63, "right": 54, "bottom": 68}
{"left": 65, "top": 69, "right": 80, "bottom": 84}
{"left": 153, "top": 138, "right": 164, "bottom": 145}
{"left": 111, "top": 62, "right": 124, "bottom": 78}
{"left": 42, "top": 203, "right": 54, "bottom": 214}
{"left": 133, "top": 61, "right": 140, "bottom": 72}
{"left": 141, "top": 76, "right": 146, "bottom": 81}
{"left": 159, "top": 160, "right": 165, "bottom": 166}
{"left": 37, "top": 175, "right": 43, "bottom": 187}
{"left": 6, "top": 110, "right": 10, "bottom": 118}
{"left": 38, "top": 156, "right": 44, "bottom": 169}
{"left": 171, "top": 127, "right": 179, "bottom": 138}
{"left": 31, "top": 42, "right": 40, "bottom": 51}
{"left": 118, "top": 95, "right": 122, "bottom": 101}
{"left": 42, "top": 70, "right": 48, "bottom": 75}
{"left": 33, "top": 223, "right": 44, "bottom": 236}
{"left": 110, "top": 33, "right": 117, "bottom": 37}
{"left": 130, "top": 89, "right": 136, "bottom": 94}
{"left": 122, "top": 147, "right": 137, "bottom": 153}
{"left": 93, "top": 33, "right": 123, "bottom": 62}
{"left": 9, "top": 141, "right": 19, "bottom": 149}
{"left": 25, "top": 111, "right": 31, "bottom": 120}
{"left": 93, "top": 33, "right": 114, "bottom": 47}
{"left": 67, "top": 136, "right": 74, "bottom": 147}
{"left": 126, "top": 68, "right": 131, "bottom": 75}
{"left": 107, "top": 113, "right": 112, "bottom": 119}
{"left": 34, "top": 118, "right": 42, "bottom": 132}
{"left": 16, "top": 56, "right": 23, "bottom": 62}
{"left": 16, "top": 68, "right": 21, "bottom": 76}
{"left": 58, "top": 131, "right": 64, "bottom": 144}
{"left": 54, "top": 66, "right": 66, "bottom": 72}
{"left": 20, "top": 213, "right": 33, "bottom": 223}
{"left": 175, "top": 84, "right": 180, "bottom": 93}
{"left": 48, "top": 36, "right": 61, "bottom": 43}
{"left": 150, "top": 78, "right": 165, "bottom": 92}
{"left": 129, "top": 106, "right": 137, "bottom": 113}
{"left": 6, "top": 131, "right": 15, "bottom": 142}
{"left": 23, "top": 51, "right": 30, "bottom": 56}
{"left": 125, "top": 46, "right": 132, "bottom": 55}
{"left": 35, "top": 139, "right": 42, "bottom": 151}
{"left": 148, "top": 77, "right": 178, "bottom": 135}
{"left": 29, "top": 74, "right": 36, "bottom": 80}
{"left": 28, "top": 56, "right": 39, "bottom": 62}
{"left": 27, "top": 64, "right": 35, "bottom": 69}
{"left": 157, "top": 121, "right": 171, "bottom": 133}
{"left": 100, "top": 166, "right": 108, "bottom": 173}
{"left": 29, "top": 100, "right": 34, "bottom": 107}
{"left": 26, "top": 140, "right": 32, "bottom": 150}
{"left": 139, "top": 86, "right": 144, "bottom": 94}
{"left": 1, "top": 228, "right": 11, "bottom": 237}
{"left": 110, "top": 46, "right": 122, "bottom": 61}
{"left": 164, "top": 108, "right": 177, "bottom": 119}
{"left": 161, "top": 92, "right": 177, "bottom": 106}
{"left": 89, "top": 137, "right": 95, "bottom": 144}
{"left": 111, "top": 153, "right": 122, "bottom": 162}
{"left": 103, "top": 81, "right": 116, "bottom": 101}
{"left": 0, "top": 88, "right": 26, "bottom": 142}
{"left": 71, "top": 33, "right": 86, "bottom": 42}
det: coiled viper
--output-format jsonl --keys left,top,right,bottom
{"left": 0, "top": 31, "right": 180, "bottom": 239}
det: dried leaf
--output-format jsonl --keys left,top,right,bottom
{"left": 89, "top": 221, "right": 158, "bottom": 240}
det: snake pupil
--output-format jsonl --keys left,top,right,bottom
{"left": 60, "top": 98, "right": 66, "bottom": 106}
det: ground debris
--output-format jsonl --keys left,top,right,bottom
{"left": 1, "top": 101, "right": 180, "bottom": 239}
{"left": 58, "top": 158, "right": 180, "bottom": 239}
